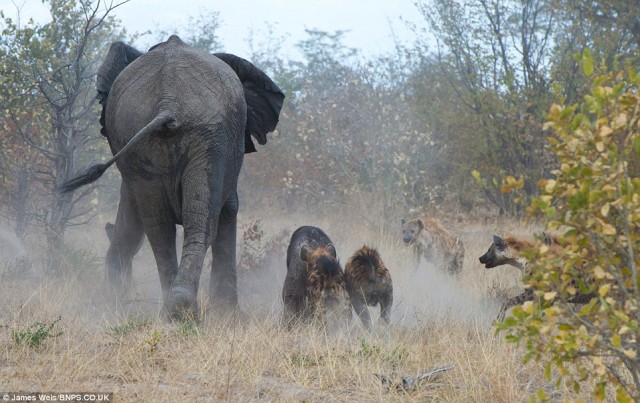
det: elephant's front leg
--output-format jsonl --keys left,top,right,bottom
{"left": 209, "top": 194, "right": 239, "bottom": 311}
{"left": 105, "top": 183, "right": 145, "bottom": 294}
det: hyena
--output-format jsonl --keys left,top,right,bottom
{"left": 401, "top": 217, "right": 465, "bottom": 275}
{"left": 344, "top": 245, "right": 393, "bottom": 330}
{"left": 282, "top": 226, "right": 352, "bottom": 328}
{"left": 479, "top": 234, "right": 595, "bottom": 321}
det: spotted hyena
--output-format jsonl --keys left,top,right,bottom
{"left": 282, "top": 226, "right": 352, "bottom": 328}
{"left": 479, "top": 234, "right": 595, "bottom": 321}
{"left": 344, "top": 245, "right": 393, "bottom": 330}
{"left": 401, "top": 217, "right": 465, "bottom": 275}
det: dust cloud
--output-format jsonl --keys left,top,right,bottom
{"left": 0, "top": 226, "right": 25, "bottom": 260}
{"left": 0, "top": 210, "right": 509, "bottom": 332}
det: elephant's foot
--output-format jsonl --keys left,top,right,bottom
{"left": 165, "top": 286, "right": 198, "bottom": 321}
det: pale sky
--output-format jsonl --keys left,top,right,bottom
{"left": 0, "top": 0, "right": 425, "bottom": 60}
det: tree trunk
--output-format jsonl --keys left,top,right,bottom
{"left": 45, "top": 116, "right": 75, "bottom": 272}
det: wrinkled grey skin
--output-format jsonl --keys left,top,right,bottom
{"left": 282, "top": 226, "right": 337, "bottom": 325}
{"left": 60, "top": 35, "right": 284, "bottom": 320}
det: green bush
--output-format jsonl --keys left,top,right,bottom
{"left": 12, "top": 316, "right": 63, "bottom": 348}
{"left": 498, "top": 51, "right": 640, "bottom": 402}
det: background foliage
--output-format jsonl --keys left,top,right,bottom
{"left": 3, "top": 0, "right": 639, "bottom": 240}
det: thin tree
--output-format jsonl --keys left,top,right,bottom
{"left": 0, "top": 0, "right": 128, "bottom": 269}
{"left": 412, "top": 0, "right": 556, "bottom": 215}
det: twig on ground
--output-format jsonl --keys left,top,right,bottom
{"left": 376, "top": 364, "right": 454, "bottom": 391}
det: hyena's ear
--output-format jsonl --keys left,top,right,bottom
{"left": 401, "top": 218, "right": 407, "bottom": 226}
{"left": 417, "top": 219, "right": 425, "bottom": 231}
{"left": 493, "top": 234, "right": 506, "bottom": 250}
{"left": 300, "top": 245, "right": 311, "bottom": 262}
{"left": 325, "top": 243, "right": 337, "bottom": 258}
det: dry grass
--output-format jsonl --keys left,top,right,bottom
{"left": 0, "top": 213, "right": 590, "bottom": 402}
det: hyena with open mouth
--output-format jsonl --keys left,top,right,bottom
{"left": 479, "top": 234, "right": 595, "bottom": 322}
{"left": 401, "top": 217, "right": 465, "bottom": 275}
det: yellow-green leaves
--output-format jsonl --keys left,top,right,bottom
{"left": 582, "top": 49, "right": 594, "bottom": 77}
{"left": 601, "top": 223, "right": 616, "bottom": 235}
{"left": 500, "top": 175, "right": 524, "bottom": 193}
{"left": 500, "top": 52, "right": 640, "bottom": 402}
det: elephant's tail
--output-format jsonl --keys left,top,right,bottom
{"left": 58, "top": 111, "right": 174, "bottom": 193}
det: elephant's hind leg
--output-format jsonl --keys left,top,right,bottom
{"left": 105, "top": 183, "right": 145, "bottom": 294}
{"left": 209, "top": 193, "right": 239, "bottom": 311}
{"left": 166, "top": 174, "right": 219, "bottom": 320}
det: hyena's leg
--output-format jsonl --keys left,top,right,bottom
{"left": 445, "top": 240, "right": 464, "bottom": 276}
{"left": 351, "top": 293, "right": 372, "bottom": 330}
{"left": 568, "top": 291, "right": 596, "bottom": 304}
{"left": 413, "top": 246, "right": 421, "bottom": 270}
{"left": 455, "top": 240, "right": 465, "bottom": 274}
{"left": 496, "top": 289, "right": 535, "bottom": 322}
{"left": 446, "top": 258, "right": 458, "bottom": 276}
{"left": 379, "top": 288, "right": 393, "bottom": 325}
{"left": 447, "top": 255, "right": 462, "bottom": 275}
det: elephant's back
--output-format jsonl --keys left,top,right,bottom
{"left": 286, "top": 226, "right": 334, "bottom": 269}
{"left": 105, "top": 36, "right": 245, "bottom": 147}
{"left": 284, "top": 226, "right": 334, "bottom": 297}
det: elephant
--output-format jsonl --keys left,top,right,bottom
{"left": 60, "top": 35, "right": 284, "bottom": 320}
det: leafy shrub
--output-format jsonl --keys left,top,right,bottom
{"left": 143, "top": 329, "right": 164, "bottom": 352}
{"left": 237, "top": 219, "right": 288, "bottom": 271}
{"left": 12, "top": 316, "right": 63, "bottom": 348}
{"left": 499, "top": 51, "right": 640, "bottom": 402}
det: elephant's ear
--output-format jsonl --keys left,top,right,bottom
{"left": 96, "top": 41, "right": 143, "bottom": 101}
{"left": 214, "top": 53, "right": 285, "bottom": 153}
{"left": 96, "top": 42, "right": 143, "bottom": 135}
